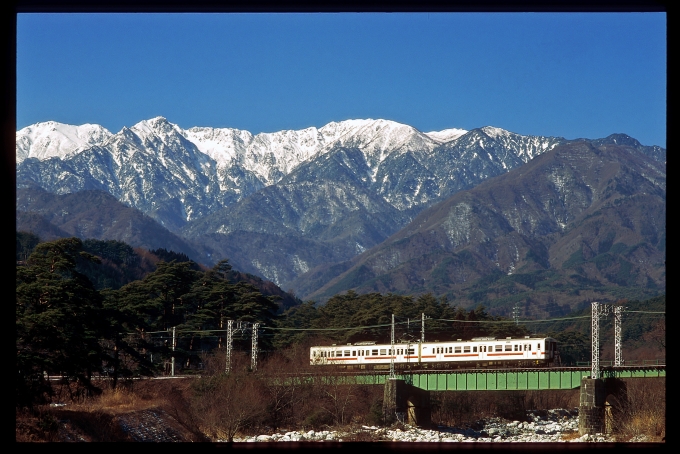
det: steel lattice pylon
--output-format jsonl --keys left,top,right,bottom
{"left": 591, "top": 302, "right": 625, "bottom": 379}
{"left": 225, "top": 320, "right": 261, "bottom": 372}
{"left": 251, "top": 323, "right": 260, "bottom": 371}
{"left": 225, "top": 319, "right": 234, "bottom": 372}
{"left": 614, "top": 306, "right": 623, "bottom": 366}
{"left": 592, "top": 302, "right": 600, "bottom": 379}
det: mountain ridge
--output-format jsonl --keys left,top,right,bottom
{"left": 301, "top": 139, "right": 665, "bottom": 315}
{"left": 16, "top": 118, "right": 665, "bottom": 307}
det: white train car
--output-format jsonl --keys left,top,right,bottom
{"left": 310, "top": 336, "right": 558, "bottom": 370}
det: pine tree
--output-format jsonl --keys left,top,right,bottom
{"left": 16, "top": 238, "right": 107, "bottom": 406}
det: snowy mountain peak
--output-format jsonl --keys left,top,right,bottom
{"left": 130, "top": 116, "right": 177, "bottom": 137}
{"left": 480, "top": 126, "right": 509, "bottom": 138}
{"left": 16, "top": 121, "right": 113, "bottom": 164}
{"left": 425, "top": 128, "right": 468, "bottom": 143}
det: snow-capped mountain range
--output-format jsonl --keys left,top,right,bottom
{"left": 17, "top": 117, "right": 464, "bottom": 185}
{"left": 16, "top": 116, "right": 665, "bottom": 293}
{"left": 16, "top": 117, "right": 564, "bottom": 226}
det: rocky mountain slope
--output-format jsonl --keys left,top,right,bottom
{"left": 16, "top": 118, "right": 665, "bottom": 305}
{"left": 16, "top": 186, "right": 209, "bottom": 263}
{"left": 302, "top": 139, "right": 665, "bottom": 315}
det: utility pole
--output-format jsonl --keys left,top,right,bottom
{"left": 171, "top": 326, "right": 176, "bottom": 377}
{"left": 421, "top": 312, "right": 425, "bottom": 343}
{"left": 390, "top": 314, "right": 395, "bottom": 379}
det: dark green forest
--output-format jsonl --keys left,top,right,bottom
{"left": 16, "top": 233, "right": 665, "bottom": 408}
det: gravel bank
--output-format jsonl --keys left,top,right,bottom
{"left": 229, "top": 408, "right": 616, "bottom": 443}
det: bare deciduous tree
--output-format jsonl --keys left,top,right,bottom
{"left": 190, "top": 354, "right": 266, "bottom": 441}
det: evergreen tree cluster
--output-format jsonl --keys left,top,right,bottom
{"left": 273, "top": 290, "right": 531, "bottom": 348}
{"left": 16, "top": 237, "right": 279, "bottom": 407}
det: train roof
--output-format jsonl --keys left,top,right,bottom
{"left": 311, "top": 336, "right": 556, "bottom": 348}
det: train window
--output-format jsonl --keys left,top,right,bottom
{"left": 371, "top": 349, "right": 378, "bottom": 355}
{"left": 505, "top": 345, "right": 512, "bottom": 351}
{"left": 408, "top": 349, "right": 414, "bottom": 355}
{"left": 352, "top": 350, "right": 356, "bottom": 356}
{"left": 454, "top": 347, "right": 461, "bottom": 353}
{"left": 537, "top": 344, "right": 540, "bottom": 351}
{"left": 524, "top": 344, "right": 529, "bottom": 351}
{"left": 344, "top": 350, "right": 350, "bottom": 357}
{"left": 464, "top": 346, "right": 470, "bottom": 353}
{"left": 514, "top": 345, "right": 519, "bottom": 351}
{"left": 473, "top": 346, "right": 478, "bottom": 353}
{"left": 495, "top": 345, "right": 502, "bottom": 352}
{"left": 380, "top": 349, "right": 386, "bottom": 355}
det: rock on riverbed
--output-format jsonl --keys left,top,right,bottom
{"left": 228, "top": 408, "right": 611, "bottom": 443}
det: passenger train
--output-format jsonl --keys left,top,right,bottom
{"left": 310, "top": 336, "right": 559, "bottom": 370}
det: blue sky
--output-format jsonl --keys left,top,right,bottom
{"left": 17, "top": 13, "right": 666, "bottom": 147}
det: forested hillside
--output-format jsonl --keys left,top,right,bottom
{"left": 16, "top": 234, "right": 664, "bottom": 410}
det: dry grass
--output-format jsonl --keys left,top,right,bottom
{"left": 559, "top": 431, "right": 582, "bottom": 441}
{"left": 612, "top": 378, "right": 665, "bottom": 442}
{"left": 16, "top": 379, "right": 201, "bottom": 442}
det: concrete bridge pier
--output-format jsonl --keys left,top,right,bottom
{"left": 383, "top": 378, "right": 431, "bottom": 428}
{"left": 579, "top": 377, "right": 627, "bottom": 436}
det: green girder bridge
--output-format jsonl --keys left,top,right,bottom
{"left": 303, "top": 363, "right": 665, "bottom": 391}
